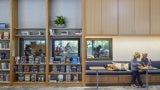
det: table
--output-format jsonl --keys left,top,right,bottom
{"left": 89, "top": 66, "right": 105, "bottom": 90}
{"left": 139, "top": 66, "right": 158, "bottom": 90}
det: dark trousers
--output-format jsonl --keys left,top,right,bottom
{"left": 131, "top": 70, "right": 143, "bottom": 86}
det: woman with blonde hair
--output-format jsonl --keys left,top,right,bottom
{"left": 131, "top": 52, "right": 145, "bottom": 88}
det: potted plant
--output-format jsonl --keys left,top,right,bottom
{"left": 54, "top": 16, "right": 66, "bottom": 28}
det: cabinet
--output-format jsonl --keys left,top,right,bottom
{"left": 84, "top": 0, "right": 101, "bottom": 35}
{"left": 84, "top": 0, "right": 118, "bottom": 35}
{"left": 151, "top": 0, "right": 160, "bottom": 35}
{"left": 119, "top": 0, "right": 150, "bottom": 35}
{"left": 0, "top": 0, "right": 11, "bottom": 84}
{"left": 102, "top": 0, "right": 118, "bottom": 35}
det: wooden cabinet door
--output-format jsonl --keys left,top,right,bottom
{"left": 102, "top": 0, "right": 118, "bottom": 35}
{"left": 118, "top": 0, "right": 135, "bottom": 35}
{"left": 135, "top": 0, "right": 150, "bottom": 35}
{"left": 84, "top": 0, "right": 102, "bottom": 35}
{"left": 151, "top": 0, "right": 160, "bottom": 35}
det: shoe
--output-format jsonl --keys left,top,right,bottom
{"left": 140, "top": 84, "right": 146, "bottom": 88}
{"left": 131, "top": 84, "right": 138, "bottom": 88}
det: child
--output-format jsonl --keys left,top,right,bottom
{"left": 141, "top": 53, "right": 151, "bottom": 67}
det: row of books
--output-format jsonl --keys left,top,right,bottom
{"left": 0, "top": 32, "right": 9, "bottom": 39}
{"left": 51, "top": 65, "right": 81, "bottom": 73}
{"left": 15, "top": 56, "right": 45, "bottom": 64}
{"left": 50, "top": 56, "right": 80, "bottom": 64}
{"left": 14, "top": 65, "right": 45, "bottom": 72}
{"left": 0, "top": 42, "right": 10, "bottom": 49}
{"left": 49, "top": 74, "right": 79, "bottom": 82}
{"left": 18, "top": 74, "right": 45, "bottom": 82}
{"left": 0, "top": 73, "right": 10, "bottom": 82}
{"left": 0, "top": 62, "right": 10, "bottom": 70}
{"left": 0, "top": 51, "right": 10, "bottom": 59}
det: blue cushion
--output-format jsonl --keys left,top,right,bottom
{"left": 148, "top": 69, "right": 160, "bottom": 74}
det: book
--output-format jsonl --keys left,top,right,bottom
{"left": 51, "top": 66, "right": 57, "bottom": 72}
{"left": 66, "top": 74, "right": 71, "bottom": 82}
{"left": 66, "top": 65, "right": 71, "bottom": 72}
{"left": 58, "top": 74, "right": 63, "bottom": 82}
{"left": 50, "top": 57, "right": 54, "bottom": 64}
{"left": 3, "top": 32, "right": 9, "bottom": 39}
{"left": 29, "top": 55, "right": 34, "bottom": 64}
{"left": 73, "top": 74, "right": 78, "bottom": 82}
{"left": 60, "top": 66, "right": 65, "bottom": 72}
{"left": 77, "top": 66, "right": 81, "bottom": 72}
{"left": 17, "top": 66, "right": 23, "bottom": 72}
{"left": 0, "top": 32, "right": 3, "bottom": 39}
{"left": 21, "top": 56, "right": 26, "bottom": 64}
{"left": 25, "top": 74, "right": 30, "bottom": 81}
{"left": 40, "top": 56, "right": 45, "bottom": 64}
{"left": 34, "top": 56, "right": 40, "bottom": 64}
{"left": 15, "top": 56, "right": 20, "bottom": 64}
{"left": 71, "top": 56, "right": 79, "bottom": 64}
{"left": 23, "top": 65, "right": 30, "bottom": 72}
{"left": 0, "top": 74, "right": 3, "bottom": 81}
{"left": 31, "top": 74, "right": 37, "bottom": 82}
{"left": 49, "top": 75, "right": 57, "bottom": 82}
{"left": 71, "top": 66, "right": 77, "bottom": 72}
{"left": 31, "top": 65, "right": 38, "bottom": 72}
{"left": 18, "top": 74, "right": 24, "bottom": 81}
{"left": 37, "top": 75, "right": 45, "bottom": 82}
{"left": 39, "top": 65, "right": 45, "bottom": 72}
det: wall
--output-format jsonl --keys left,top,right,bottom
{"left": 0, "top": 0, "right": 10, "bottom": 26}
{"left": 18, "top": 0, "right": 46, "bottom": 28}
{"left": 51, "top": 0, "right": 81, "bottom": 28}
{"left": 86, "top": 36, "right": 160, "bottom": 61}
{"left": 113, "top": 36, "right": 160, "bottom": 61}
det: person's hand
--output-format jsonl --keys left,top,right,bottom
{"left": 137, "top": 63, "right": 142, "bottom": 66}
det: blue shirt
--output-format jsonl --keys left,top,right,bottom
{"left": 131, "top": 58, "right": 139, "bottom": 71}
{"left": 141, "top": 58, "right": 149, "bottom": 66}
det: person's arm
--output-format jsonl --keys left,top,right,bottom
{"left": 131, "top": 59, "right": 139, "bottom": 67}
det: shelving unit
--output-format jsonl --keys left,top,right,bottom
{"left": 14, "top": 60, "right": 46, "bottom": 83}
{"left": 0, "top": 0, "right": 83, "bottom": 86}
{"left": 0, "top": 0, "right": 11, "bottom": 84}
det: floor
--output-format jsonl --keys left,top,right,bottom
{"left": 0, "top": 85, "right": 160, "bottom": 90}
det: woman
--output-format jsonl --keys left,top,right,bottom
{"left": 131, "top": 52, "right": 145, "bottom": 88}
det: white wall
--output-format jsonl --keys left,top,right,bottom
{"left": 112, "top": 36, "right": 160, "bottom": 61}
{"left": 51, "top": 0, "right": 81, "bottom": 28}
{"left": 86, "top": 36, "right": 160, "bottom": 61}
{"left": 18, "top": 0, "right": 46, "bottom": 28}
{"left": 0, "top": 0, "right": 10, "bottom": 26}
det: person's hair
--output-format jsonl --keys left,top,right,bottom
{"left": 133, "top": 52, "right": 140, "bottom": 58}
{"left": 142, "top": 53, "right": 148, "bottom": 58}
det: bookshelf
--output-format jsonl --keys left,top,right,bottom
{"left": 0, "top": 0, "right": 11, "bottom": 84}
{"left": 0, "top": 0, "right": 84, "bottom": 86}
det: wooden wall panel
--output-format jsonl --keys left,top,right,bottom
{"left": 151, "top": 0, "right": 160, "bottom": 35}
{"left": 102, "top": 0, "right": 118, "bottom": 35}
{"left": 85, "top": 0, "right": 101, "bottom": 35}
{"left": 135, "top": 0, "right": 150, "bottom": 35}
{"left": 118, "top": 0, "right": 134, "bottom": 35}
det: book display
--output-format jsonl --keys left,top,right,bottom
{"left": 0, "top": 0, "right": 83, "bottom": 86}
{"left": 14, "top": 56, "right": 46, "bottom": 82}
{"left": 0, "top": 25, "right": 10, "bottom": 83}
{"left": 49, "top": 57, "right": 82, "bottom": 83}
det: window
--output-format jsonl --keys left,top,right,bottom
{"left": 86, "top": 38, "right": 112, "bottom": 60}
{"left": 52, "top": 38, "right": 80, "bottom": 61}
{"left": 19, "top": 38, "right": 45, "bottom": 56}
